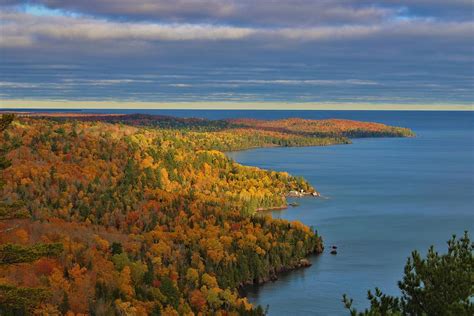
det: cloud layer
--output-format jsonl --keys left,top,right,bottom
{"left": 1, "top": 10, "right": 472, "bottom": 48}
{"left": 0, "top": 0, "right": 472, "bottom": 104}
{"left": 6, "top": 0, "right": 473, "bottom": 24}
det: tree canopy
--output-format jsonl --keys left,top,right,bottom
{"left": 0, "top": 114, "right": 414, "bottom": 314}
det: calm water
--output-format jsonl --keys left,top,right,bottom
{"left": 7, "top": 109, "right": 474, "bottom": 314}
{"left": 224, "top": 111, "right": 474, "bottom": 315}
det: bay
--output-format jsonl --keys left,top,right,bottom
{"left": 226, "top": 111, "right": 474, "bottom": 315}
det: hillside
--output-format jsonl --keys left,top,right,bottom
{"left": 0, "top": 114, "right": 414, "bottom": 315}
{"left": 228, "top": 118, "right": 415, "bottom": 138}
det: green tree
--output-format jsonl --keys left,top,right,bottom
{"left": 0, "top": 114, "right": 28, "bottom": 220}
{"left": 0, "top": 114, "right": 14, "bottom": 133}
{"left": 0, "top": 284, "right": 50, "bottom": 315}
{"left": 159, "top": 276, "right": 180, "bottom": 309}
{"left": 0, "top": 114, "right": 14, "bottom": 185}
{"left": 111, "top": 242, "right": 123, "bottom": 255}
{"left": 59, "top": 292, "right": 70, "bottom": 315}
{"left": 343, "top": 232, "right": 473, "bottom": 316}
{"left": 0, "top": 243, "right": 63, "bottom": 264}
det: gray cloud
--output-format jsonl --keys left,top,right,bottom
{"left": 1, "top": 10, "right": 472, "bottom": 49}
{"left": 0, "top": 11, "right": 256, "bottom": 46}
{"left": 5, "top": 0, "right": 392, "bottom": 25}
{"left": 2, "top": 0, "right": 472, "bottom": 26}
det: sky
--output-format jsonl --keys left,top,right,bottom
{"left": 0, "top": 1, "right": 473, "bottom": 108}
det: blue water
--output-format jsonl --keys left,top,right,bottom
{"left": 6, "top": 109, "right": 473, "bottom": 314}
{"left": 1, "top": 63, "right": 472, "bottom": 104}
{"left": 223, "top": 111, "right": 474, "bottom": 315}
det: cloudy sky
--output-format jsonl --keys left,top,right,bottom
{"left": 0, "top": 0, "right": 473, "bottom": 106}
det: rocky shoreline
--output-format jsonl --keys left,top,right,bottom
{"left": 239, "top": 245, "right": 324, "bottom": 296}
{"left": 256, "top": 190, "right": 320, "bottom": 212}
{"left": 244, "top": 190, "right": 324, "bottom": 299}
{"left": 288, "top": 189, "right": 321, "bottom": 198}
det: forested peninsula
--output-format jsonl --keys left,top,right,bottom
{"left": 0, "top": 113, "right": 414, "bottom": 315}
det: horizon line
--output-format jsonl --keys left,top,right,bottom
{"left": 1, "top": 99, "right": 473, "bottom": 111}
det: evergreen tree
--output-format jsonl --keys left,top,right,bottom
{"left": 111, "top": 242, "right": 123, "bottom": 255}
{"left": 59, "top": 292, "right": 70, "bottom": 315}
{"left": 343, "top": 232, "right": 473, "bottom": 316}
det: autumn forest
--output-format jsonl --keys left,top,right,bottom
{"left": 0, "top": 113, "right": 414, "bottom": 315}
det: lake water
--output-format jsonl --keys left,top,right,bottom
{"left": 224, "top": 111, "right": 474, "bottom": 315}
{"left": 8, "top": 109, "right": 473, "bottom": 315}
